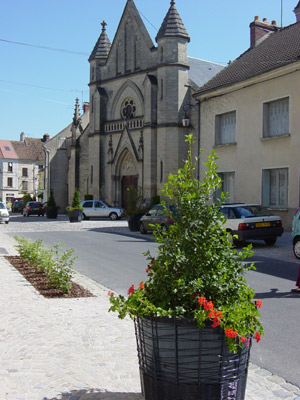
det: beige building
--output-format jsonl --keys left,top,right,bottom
{"left": 194, "top": 4, "right": 300, "bottom": 229}
{"left": 46, "top": 0, "right": 223, "bottom": 210}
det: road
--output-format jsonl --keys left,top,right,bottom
{"left": 5, "top": 214, "right": 300, "bottom": 388}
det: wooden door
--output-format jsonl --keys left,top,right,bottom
{"left": 121, "top": 175, "right": 137, "bottom": 209}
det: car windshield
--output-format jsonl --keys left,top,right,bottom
{"left": 235, "top": 205, "right": 273, "bottom": 218}
{"left": 0, "top": 202, "right": 6, "bottom": 209}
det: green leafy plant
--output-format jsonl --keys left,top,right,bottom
{"left": 109, "top": 134, "right": 263, "bottom": 352}
{"left": 14, "top": 236, "right": 76, "bottom": 293}
{"left": 66, "top": 188, "right": 83, "bottom": 212}
{"left": 22, "top": 192, "right": 33, "bottom": 204}
{"left": 47, "top": 189, "right": 57, "bottom": 210}
{"left": 125, "top": 186, "right": 147, "bottom": 217}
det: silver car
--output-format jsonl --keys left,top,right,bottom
{"left": 0, "top": 202, "right": 9, "bottom": 224}
{"left": 80, "top": 200, "right": 124, "bottom": 221}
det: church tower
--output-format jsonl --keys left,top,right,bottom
{"left": 294, "top": 1, "right": 300, "bottom": 22}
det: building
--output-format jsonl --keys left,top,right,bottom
{"left": 194, "top": 3, "right": 300, "bottom": 229}
{"left": 0, "top": 133, "right": 47, "bottom": 208}
{"left": 47, "top": 0, "right": 223, "bottom": 210}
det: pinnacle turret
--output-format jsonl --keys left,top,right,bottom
{"left": 156, "top": 0, "right": 190, "bottom": 42}
{"left": 89, "top": 20, "right": 111, "bottom": 61}
{"left": 294, "top": 1, "right": 300, "bottom": 21}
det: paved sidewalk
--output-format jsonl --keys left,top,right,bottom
{"left": 1, "top": 231, "right": 300, "bottom": 400}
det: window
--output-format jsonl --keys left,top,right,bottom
{"left": 90, "top": 166, "right": 93, "bottom": 184}
{"left": 215, "top": 111, "right": 236, "bottom": 145}
{"left": 160, "top": 79, "right": 164, "bottom": 100}
{"left": 7, "top": 177, "right": 13, "bottom": 187}
{"left": 263, "top": 97, "right": 289, "bottom": 138}
{"left": 22, "top": 181, "right": 28, "bottom": 191}
{"left": 215, "top": 172, "right": 235, "bottom": 203}
{"left": 82, "top": 201, "right": 93, "bottom": 208}
{"left": 5, "top": 146, "right": 10, "bottom": 151}
{"left": 262, "top": 168, "right": 288, "bottom": 208}
{"left": 58, "top": 137, "right": 67, "bottom": 149}
{"left": 8, "top": 162, "right": 13, "bottom": 172}
{"left": 22, "top": 168, "right": 28, "bottom": 177}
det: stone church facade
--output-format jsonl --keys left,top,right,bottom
{"left": 46, "top": 0, "right": 223, "bottom": 209}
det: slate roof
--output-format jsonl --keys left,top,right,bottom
{"left": 156, "top": 0, "right": 190, "bottom": 42}
{"left": 11, "top": 138, "right": 45, "bottom": 162}
{"left": 196, "top": 21, "right": 300, "bottom": 96}
{"left": 188, "top": 57, "right": 224, "bottom": 88}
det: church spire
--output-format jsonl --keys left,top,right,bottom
{"left": 89, "top": 20, "right": 111, "bottom": 61}
{"left": 294, "top": 1, "right": 300, "bottom": 22}
{"left": 156, "top": 0, "right": 190, "bottom": 42}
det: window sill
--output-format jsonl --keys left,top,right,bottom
{"left": 214, "top": 142, "right": 237, "bottom": 148}
{"left": 261, "top": 133, "right": 290, "bottom": 141}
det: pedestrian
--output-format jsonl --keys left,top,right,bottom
{"left": 291, "top": 265, "right": 300, "bottom": 293}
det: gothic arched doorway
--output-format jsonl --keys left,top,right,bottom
{"left": 121, "top": 175, "right": 137, "bottom": 209}
{"left": 117, "top": 150, "right": 138, "bottom": 209}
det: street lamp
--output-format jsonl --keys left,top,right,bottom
{"left": 182, "top": 102, "right": 201, "bottom": 180}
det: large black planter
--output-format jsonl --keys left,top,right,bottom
{"left": 128, "top": 213, "right": 144, "bottom": 232}
{"left": 68, "top": 209, "right": 83, "bottom": 223}
{"left": 134, "top": 316, "right": 251, "bottom": 400}
{"left": 46, "top": 207, "right": 58, "bottom": 219}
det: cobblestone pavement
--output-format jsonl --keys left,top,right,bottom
{"left": 1, "top": 217, "right": 299, "bottom": 400}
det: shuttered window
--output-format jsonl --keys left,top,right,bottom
{"left": 262, "top": 168, "right": 288, "bottom": 208}
{"left": 263, "top": 98, "right": 289, "bottom": 138}
{"left": 215, "top": 171, "right": 235, "bottom": 203}
{"left": 215, "top": 111, "right": 236, "bottom": 145}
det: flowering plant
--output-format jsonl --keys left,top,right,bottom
{"left": 109, "top": 134, "right": 263, "bottom": 352}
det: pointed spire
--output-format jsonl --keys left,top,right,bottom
{"left": 89, "top": 20, "right": 111, "bottom": 61}
{"left": 294, "top": 1, "right": 300, "bottom": 22}
{"left": 73, "top": 98, "right": 81, "bottom": 127}
{"left": 156, "top": 0, "right": 190, "bottom": 42}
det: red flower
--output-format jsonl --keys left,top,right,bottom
{"left": 256, "top": 300, "right": 262, "bottom": 309}
{"left": 225, "top": 328, "right": 238, "bottom": 338}
{"left": 254, "top": 332, "right": 261, "bottom": 343}
{"left": 211, "top": 317, "right": 220, "bottom": 328}
{"left": 139, "top": 282, "right": 145, "bottom": 290}
{"left": 197, "top": 296, "right": 206, "bottom": 306}
{"left": 204, "top": 301, "right": 214, "bottom": 311}
{"left": 127, "top": 284, "right": 135, "bottom": 295}
{"left": 208, "top": 311, "right": 215, "bottom": 319}
{"left": 240, "top": 336, "right": 247, "bottom": 343}
{"left": 108, "top": 290, "right": 114, "bottom": 297}
{"left": 145, "top": 268, "right": 149, "bottom": 274}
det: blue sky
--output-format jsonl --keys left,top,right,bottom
{"left": 0, "top": 0, "right": 298, "bottom": 141}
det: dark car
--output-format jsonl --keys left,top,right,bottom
{"left": 12, "top": 200, "right": 24, "bottom": 213}
{"left": 23, "top": 201, "right": 45, "bottom": 217}
{"left": 139, "top": 204, "right": 175, "bottom": 234}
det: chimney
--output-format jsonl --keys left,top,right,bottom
{"left": 20, "top": 132, "right": 25, "bottom": 142}
{"left": 42, "top": 133, "right": 50, "bottom": 142}
{"left": 250, "top": 16, "right": 278, "bottom": 48}
{"left": 83, "top": 102, "right": 90, "bottom": 113}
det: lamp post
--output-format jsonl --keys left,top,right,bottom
{"left": 182, "top": 102, "right": 201, "bottom": 180}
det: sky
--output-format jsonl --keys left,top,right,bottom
{"left": 0, "top": 0, "right": 298, "bottom": 141}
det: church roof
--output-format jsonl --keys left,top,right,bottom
{"left": 188, "top": 57, "right": 224, "bottom": 88}
{"left": 196, "top": 21, "right": 300, "bottom": 96}
{"left": 156, "top": 0, "right": 190, "bottom": 42}
{"left": 89, "top": 21, "right": 112, "bottom": 61}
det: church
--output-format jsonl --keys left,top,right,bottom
{"left": 45, "top": 0, "right": 223, "bottom": 210}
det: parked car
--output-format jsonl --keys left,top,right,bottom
{"left": 23, "top": 201, "right": 45, "bottom": 217}
{"left": 139, "top": 204, "right": 175, "bottom": 234}
{"left": 291, "top": 208, "right": 300, "bottom": 258}
{"left": 80, "top": 200, "right": 124, "bottom": 220}
{"left": 12, "top": 200, "right": 24, "bottom": 213}
{"left": 0, "top": 202, "right": 9, "bottom": 224}
{"left": 220, "top": 204, "right": 284, "bottom": 246}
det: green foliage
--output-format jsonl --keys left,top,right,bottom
{"left": 125, "top": 186, "right": 147, "bottom": 217}
{"left": 151, "top": 195, "right": 160, "bottom": 206}
{"left": 66, "top": 188, "right": 83, "bottom": 212}
{"left": 14, "top": 236, "right": 76, "bottom": 293}
{"left": 109, "top": 134, "right": 263, "bottom": 352}
{"left": 84, "top": 194, "right": 93, "bottom": 200}
{"left": 22, "top": 192, "right": 33, "bottom": 204}
{"left": 47, "top": 189, "right": 57, "bottom": 210}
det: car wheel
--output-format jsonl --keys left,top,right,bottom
{"left": 264, "top": 237, "right": 277, "bottom": 246}
{"left": 233, "top": 238, "right": 245, "bottom": 248}
{"left": 83, "top": 213, "right": 90, "bottom": 220}
{"left": 109, "top": 212, "right": 118, "bottom": 221}
{"left": 293, "top": 238, "right": 300, "bottom": 259}
{"left": 139, "top": 222, "right": 147, "bottom": 234}
{"left": 5, "top": 221, "right": 9, "bottom": 224}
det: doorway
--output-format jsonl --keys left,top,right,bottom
{"left": 121, "top": 175, "right": 137, "bottom": 209}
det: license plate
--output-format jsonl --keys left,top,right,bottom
{"left": 33, "top": 208, "right": 39, "bottom": 211}
{"left": 256, "top": 222, "right": 270, "bottom": 228}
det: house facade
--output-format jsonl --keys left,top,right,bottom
{"left": 0, "top": 133, "right": 46, "bottom": 208}
{"left": 194, "top": 4, "right": 300, "bottom": 229}
{"left": 47, "top": 0, "right": 223, "bottom": 210}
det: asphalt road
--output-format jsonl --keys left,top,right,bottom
{"left": 6, "top": 215, "right": 300, "bottom": 388}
